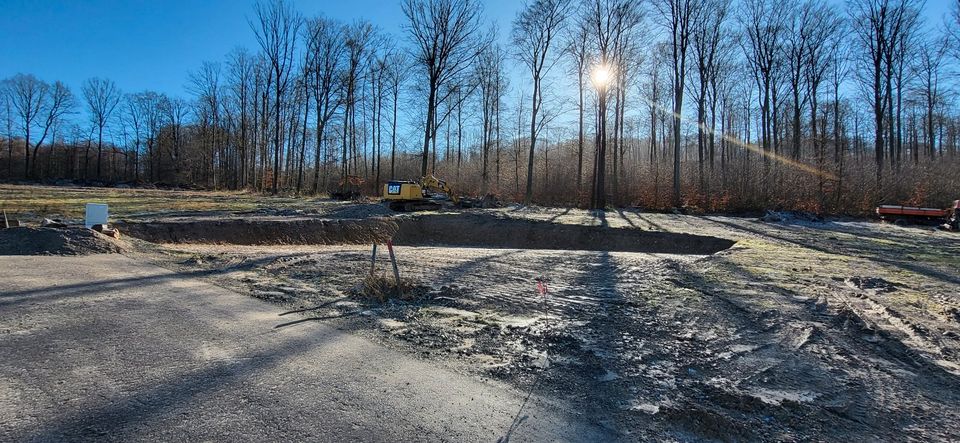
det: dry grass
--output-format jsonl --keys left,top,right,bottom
{"left": 353, "top": 273, "right": 429, "bottom": 303}
{"left": 0, "top": 184, "right": 327, "bottom": 219}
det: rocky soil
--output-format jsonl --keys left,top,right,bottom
{"left": 122, "top": 206, "right": 960, "bottom": 441}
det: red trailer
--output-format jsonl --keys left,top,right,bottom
{"left": 876, "top": 200, "right": 959, "bottom": 230}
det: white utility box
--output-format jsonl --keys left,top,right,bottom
{"left": 85, "top": 203, "right": 109, "bottom": 228}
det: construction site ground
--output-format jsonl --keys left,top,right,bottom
{"left": 3, "top": 184, "right": 960, "bottom": 441}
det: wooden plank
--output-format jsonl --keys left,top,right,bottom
{"left": 386, "top": 240, "right": 402, "bottom": 299}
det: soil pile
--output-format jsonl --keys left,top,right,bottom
{"left": 0, "top": 227, "right": 123, "bottom": 255}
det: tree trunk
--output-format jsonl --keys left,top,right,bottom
{"left": 391, "top": 89, "right": 398, "bottom": 180}
{"left": 420, "top": 77, "right": 437, "bottom": 177}
{"left": 576, "top": 71, "right": 584, "bottom": 195}
{"left": 525, "top": 77, "right": 540, "bottom": 204}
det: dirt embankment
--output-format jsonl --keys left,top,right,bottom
{"left": 119, "top": 218, "right": 399, "bottom": 246}
{"left": 0, "top": 227, "right": 124, "bottom": 255}
{"left": 393, "top": 214, "right": 735, "bottom": 254}
{"left": 120, "top": 213, "right": 735, "bottom": 254}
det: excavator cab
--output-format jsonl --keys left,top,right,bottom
{"left": 382, "top": 175, "right": 457, "bottom": 211}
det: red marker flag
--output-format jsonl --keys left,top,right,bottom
{"left": 536, "top": 279, "right": 548, "bottom": 297}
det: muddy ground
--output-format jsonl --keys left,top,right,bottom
{"left": 104, "top": 204, "right": 960, "bottom": 442}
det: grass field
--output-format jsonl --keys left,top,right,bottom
{"left": 0, "top": 184, "right": 328, "bottom": 220}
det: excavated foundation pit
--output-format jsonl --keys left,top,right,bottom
{"left": 120, "top": 213, "right": 735, "bottom": 254}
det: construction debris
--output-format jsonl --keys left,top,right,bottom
{"left": 1, "top": 210, "right": 21, "bottom": 228}
{"left": 91, "top": 223, "right": 122, "bottom": 239}
{"left": 41, "top": 218, "right": 67, "bottom": 228}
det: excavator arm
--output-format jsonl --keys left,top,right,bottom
{"left": 419, "top": 175, "right": 459, "bottom": 203}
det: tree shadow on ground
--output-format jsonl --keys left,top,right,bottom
{"left": 702, "top": 216, "right": 960, "bottom": 286}
{"left": 24, "top": 324, "right": 338, "bottom": 441}
{"left": 0, "top": 255, "right": 278, "bottom": 309}
{"left": 666, "top": 254, "right": 960, "bottom": 440}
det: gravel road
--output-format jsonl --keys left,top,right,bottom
{"left": 0, "top": 255, "right": 611, "bottom": 442}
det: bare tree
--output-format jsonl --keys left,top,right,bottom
{"left": 850, "top": 0, "right": 887, "bottom": 184}
{"left": 188, "top": 61, "right": 223, "bottom": 187}
{"left": 341, "top": 21, "right": 376, "bottom": 179}
{"left": 886, "top": 3, "right": 919, "bottom": 168}
{"left": 829, "top": 29, "right": 850, "bottom": 165}
{"left": 915, "top": 33, "right": 947, "bottom": 160}
{"left": 655, "top": 0, "right": 704, "bottom": 207}
{"left": 512, "top": 0, "right": 571, "bottom": 204}
{"left": 26, "top": 81, "right": 74, "bottom": 179}
{"left": 849, "top": 0, "right": 916, "bottom": 185}
{"left": 135, "top": 91, "right": 165, "bottom": 183}
{"left": 642, "top": 42, "right": 669, "bottom": 183}
{"left": 384, "top": 50, "right": 408, "bottom": 180}
{"left": 123, "top": 93, "right": 146, "bottom": 182}
{"left": 690, "top": 0, "right": 728, "bottom": 185}
{"left": 4, "top": 74, "right": 48, "bottom": 178}
{"left": 226, "top": 48, "right": 255, "bottom": 188}
{"left": 565, "top": 14, "right": 590, "bottom": 195}
{"left": 3, "top": 93, "right": 13, "bottom": 175}
{"left": 740, "top": 0, "right": 783, "bottom": 195}
{"left": 162, "top": 96, "right": 190, "bottom": 186}
{"left": 585, "top": 0, "right": 639, "bottom": 209}
{"left": 251, "top": 0, "right": 302, "bottom": 193}
{"left": 402, "top": 0, "right": 484, "bottom": 177}
{"left": 476, "top": 40, "right": 506, "bottom": 194}
{"left": 609, "top": 4, "right": 643, "bottom": 200}
{"left": 370, "top": 43, "right": 390, "bottom": 190}
{"left": 8, "top": 0, "right": 960, "bottom": 215}
{"left": 950, "top": 0, "right": 960, "bottom": 58}
{"left": 304, "top": 16, "right": 346, "bottom": 192}
{"left": 802, "top": 1, "right": 842, "bottom": 201}
{"left": 82, "top": 77, "right": 121, "bottom": 180}
{"left": 783, "top": 2, "right": 811, "bottom": 161}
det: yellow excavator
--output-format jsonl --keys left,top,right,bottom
{"left": 382, "top": 175, "right": 459, "bottom": 211}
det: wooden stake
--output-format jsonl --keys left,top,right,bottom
{"left": 369, "top": 244, "right": 378, "bottom": 275}
{"left": 386, "top": 240, "right": 402, "bottom": 298}
{"left": 2, "top": 210, "right": 8, "bottom": 229}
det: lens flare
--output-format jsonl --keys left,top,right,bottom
{"left": 639, "top": 97, "right": 837, "bottom": 181}
{"left": 591, "top": 64, "right": 613, "bottom": 90}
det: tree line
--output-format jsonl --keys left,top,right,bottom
{"left": 3, "top": 0, "right": 960, "bottom": 214}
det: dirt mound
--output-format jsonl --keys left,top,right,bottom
{"left": 120, "top": 217, "right": 398, "bottom": 245}
{"left": 393, "top": 214, "right": 735, "bottom": 254}
{"left": 0, "top": 227, "right": 123, "bottom": 255}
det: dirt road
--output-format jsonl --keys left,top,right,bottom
{"left": 0, "top": 255, "right": 611, "bottom": 442}
{"left": 141, "top": 209, "right": 960, "bottom": 441}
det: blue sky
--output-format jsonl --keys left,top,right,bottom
{"left": 0, "top": 0, "right": 519, "bottom": 98}
{"left": 0, "top": 0, "right": 953, "bottom": 132}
